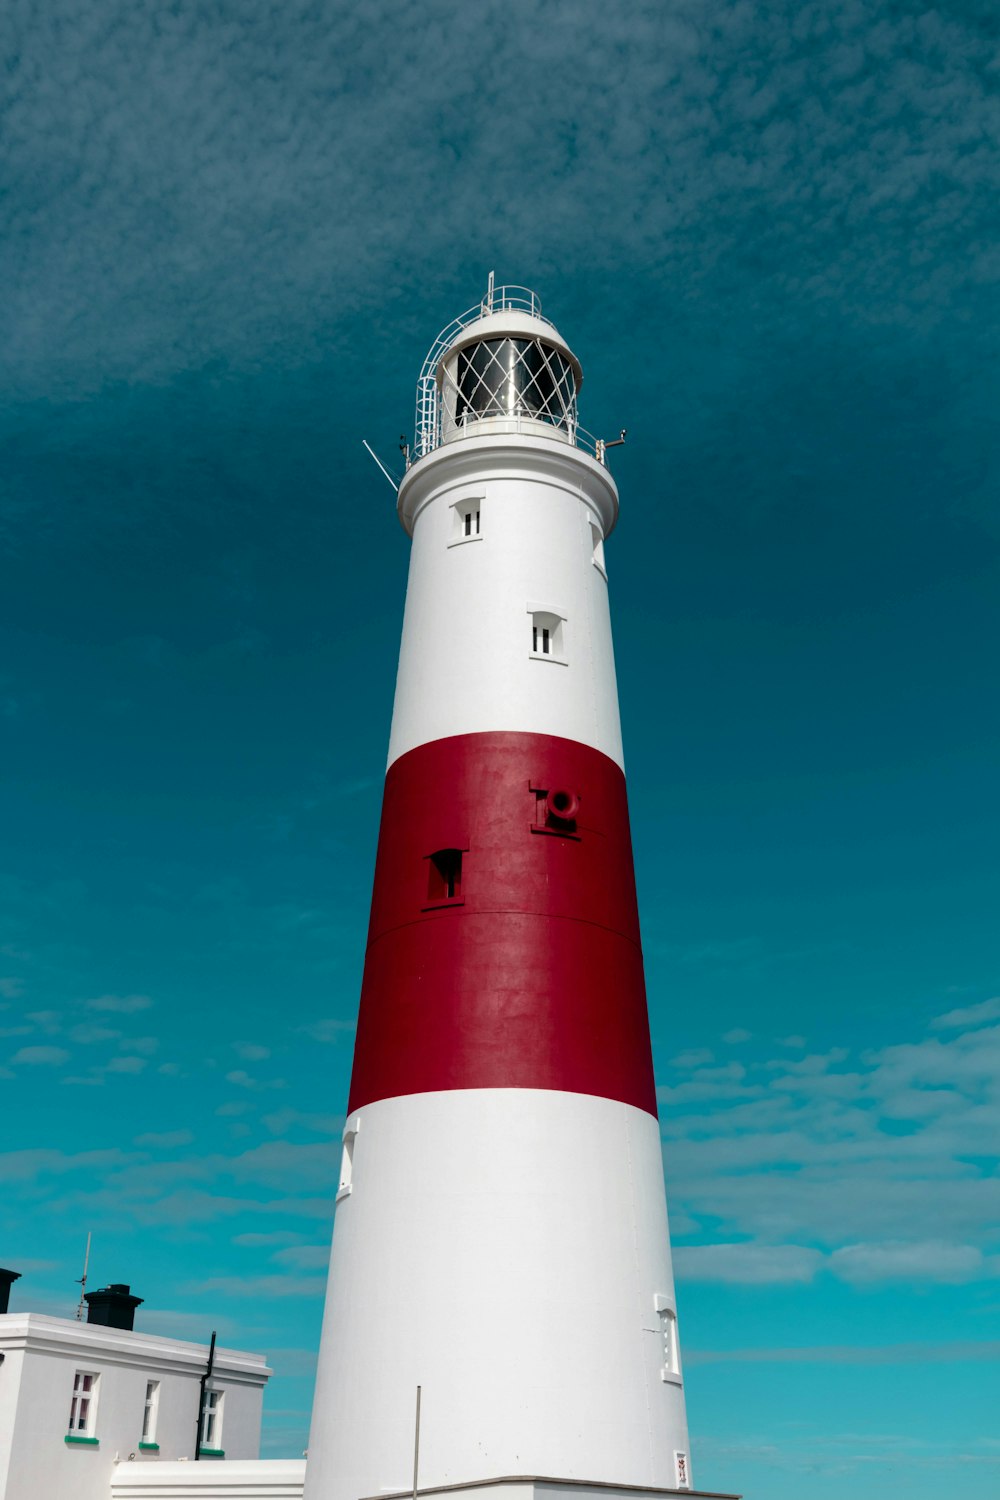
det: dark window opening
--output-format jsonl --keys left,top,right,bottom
{"left": 532, "top": 625, "right": 550, "bottom": 655}
{"left": 427, "top": 848, "right": 463, "bottom": 903}
{"left": 463, "top": 509, "right": 480, "bottom": 537}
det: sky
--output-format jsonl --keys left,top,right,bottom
{"left": 1, "top": 0, "right": 998, "bottom": 1494}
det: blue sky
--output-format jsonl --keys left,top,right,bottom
{"left": 2, "top": 1, "right": 998, "bottom": 1493}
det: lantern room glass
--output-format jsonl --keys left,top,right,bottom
{"left": 454, "top": 337, "right": 577, "bottom": 433}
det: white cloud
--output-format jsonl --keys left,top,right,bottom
{"left": 300, "top": 1018, "right": 356, "bottom": 1044}
{"left": 662, "top": 1005, "right": 999, "bottom": 1282}
{"left": 829, "top": 1241, "right": 988, "bottom": 1285}
{"left": 85, "top": 993, "right": 153, "bottom": 1014}
{"left": 670, "top": 1048, "right": 715, "bottom": 1069}
{"left": 225, "top": 1069, "right": 287, "bottom": 1091}
{"left": 191, "top": 1275, "right": 326, "bottom": 1299}
{"left": 119, "top": 1035, "right": 159, "bottom": 1056}
{"left": 104, "top": 1055, "right": 147, "bottom": 1075}
{"left": 931, "top": 996, "right": 1000, "bottom": 1031}
{"left": 233, "top": 1041, "right": 271, "bottom": 1061}
{"left": 10, "top": 1045, "right": 69, "bottom": 1066}
{"left": 271, "top": 1244, "right": 330, "bottom": 1271}
{"left": 69, "top": 1023, "right": 121, "bottom": 1044}
{"left": 722, "top": 1028, "right": 752, "bottom": 1044}
{"left": 674, "top": 1242, "right": 823, "bottom": 1285}
{"left": 134, "top": 1129, "right": 195, "bottom": 1149}
{"left": 686, "top": 1340, "right": 1000, "bottom": 1366}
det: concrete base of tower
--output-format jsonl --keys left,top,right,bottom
{"left": 366, "top": 1478, "right": 740, "bottom": 1500}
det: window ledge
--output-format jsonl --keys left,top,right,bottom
{"left": 530, "top": 824, "right": 581, "bottom": 842}
{"left": 65, "top": 1434, "right": 99, "bottom": 1446}
{"left": 421, "top": 899, "right": 465, "bottom": 912}
{"left": 138, "top": 1442, "right": 160, "bottom": 1451}
{"left": 661, "top": 1371, "right": 683, "bottom": 1385}
{"left": 199, "top": 1448, "right": 226, "bottom": 1458}
{"left": 528, "top": 653, "right": 568, "bottom": 666}
{"left": 447, "top": 534, "right": 484, "bottom": 548}
{"left": 335, "top": 1183, "right": 352, "bottom": 1203}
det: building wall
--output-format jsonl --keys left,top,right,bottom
{"left": 0, "top": 1315, "right": 270, "bottom": 1500}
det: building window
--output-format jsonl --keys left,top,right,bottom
{"left": 200, "top": 1387, "right": 223, "bottom": 1450}
{"left": 426, "top": 847, "right": 463, "bottom": 904}
{"left": 141, "top": 1380, "right": 160, "bottom": 1443}
{"left": 590, "top": 522, "right": 607, "bottom": 577}
{"left": 656, "top": 1299, "right": 680, "bottom": 1379}
{"left": 337, "top": 1119, "right": 359, "bottom": 1202}
{"left": 674, "top": 1451, "right": 691, "bottom": 1490}
{"left": 449, "top": 497, "right": 484, "bottom": 545}
{"left": 68, "top": 1371, "right": 98, "bottom": 1435}
{"left": 528, "top": 609, "right": 566, "bottom": 664}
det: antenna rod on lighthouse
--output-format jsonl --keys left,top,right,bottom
{"left": 361, "top": 440, "right": 400, "bottom": 492}
{"left": 74, "top": 1231, "right": 92, "bottom": 1321}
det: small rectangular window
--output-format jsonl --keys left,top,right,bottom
{"left": 68, "top": 1371, "right": 98, "bottom": 1434}
{"left": 590, "top": 522, "right": 607, "bottom": 577}
{"left": 200, "top": 1388, "right": 223, "bottom": 1450}
{"left": 337, "top": 1120, "right": 359, "bottom": 1201}
{"left": 141, "top": 1380, "right": 159, "bottom": 1441}
{"left": 450, "top": 498, "right": 484, "bottom": 545}
{"left": 529, "top": 609, "right": 565, "bottom": 663}
{"left": 674, "top": 1451, "right": 691, "bottom": 1490}
{"left": 427, "top": 848, "right": 463, "bottom": 903}
{"left": 657, "top": 1302, "right": 680, "bottom": 1378}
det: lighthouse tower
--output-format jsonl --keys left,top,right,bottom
{"left": 306, "top": 286, "right": 702, "bottom": 1500}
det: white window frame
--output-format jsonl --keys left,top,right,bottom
{"left": 68, "top": 1370, "right": 99, "bottom": 1435}
{"left": 200, "top": 1386, "right": 224, "bottom": 1450}
{"left": 141, "top": 1379, "right": 160, "bottom": 1443}
{"left": 655, "top": 1294, "right": 681, "bottom": 1380}
{"left": 527, "top": 606, "right": 567, "bottom": 665}
{"left": 337, "top": 1116, "right": 361, "bottom": 1202}
{"left": 590, "top": 521, "right": 607, "bottom": 578}
{"left": 674, "top": 1450, "right": 691, "bottom": 1490}
{"left": 448, "top": 496, "right": 485, "bottom": 547}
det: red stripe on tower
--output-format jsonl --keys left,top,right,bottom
{"left": 348, "top": 730, "right": 657, "bottom": 1116}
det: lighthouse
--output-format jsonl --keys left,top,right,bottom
{"left": 305, "top": 286, "right": 711, "bottom": 1500}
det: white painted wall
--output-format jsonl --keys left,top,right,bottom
{"left": 110, "top": 1459, "right": 305, "bottom": 1498}
{"left": 0, "top": 1314, "right": 270, "bottom": 1500}
{"left": 390, "top": 435, "right": 623, "bottom": 769}
{"left": 305, "top": 1089, "right": 690, "bottom": 1500}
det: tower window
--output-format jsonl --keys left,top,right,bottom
{"left": 450, "top": 497, "right": 485, "bottom": 546}
{"left": 655, "top": 1297, "right": 681, "bottom": 1379}
{"left": 590, "top": 522, "right": 607, "bottom": 577}
{"left": 528, "top": 609, "right": 566, "bottom": 664}
{"left": 426, "top": 848, "right": 464, "bottom": 904}
{"left": 337, "top": 1119, "right": 359, "bottom": 1201}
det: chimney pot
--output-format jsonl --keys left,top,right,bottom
{"left": 84, "top": 1282, "right": 144, "bottom": 1332}
{"left": 0, "top": 1268, "right": 21, "bottom": 1315}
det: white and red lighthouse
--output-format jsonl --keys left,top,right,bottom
{"left": 305, "top": 286, "right": 703, "bottom": 1500}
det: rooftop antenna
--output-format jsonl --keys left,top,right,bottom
{"left": 362, "top": 440, "right": 401, "bottom": 493}
{"left": 74, "top": 1231, "right": 92, "bottom": 1320}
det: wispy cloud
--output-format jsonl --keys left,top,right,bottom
{"left": 663, "top": 1004, "right": 1000, "bottom": 1285}
{"left": 85, "top": 993, "right": 154, "bottom": 1014}
{"left": 10, "top": 1045, "right": 69, "bottom": 1067}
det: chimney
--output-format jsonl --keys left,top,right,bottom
{"left": 0, "top": 1268, "right": 21, "bottom": 1314}
{"left": 84, "top": 1283, "right": 143, "bottom": 1332}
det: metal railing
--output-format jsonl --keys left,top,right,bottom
{"left": 412, "top": 281, "right": 610, "bottom": 465}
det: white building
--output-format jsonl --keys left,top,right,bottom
{"left": 0, "top": 1296, "right": 273, "bottom": 1500}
